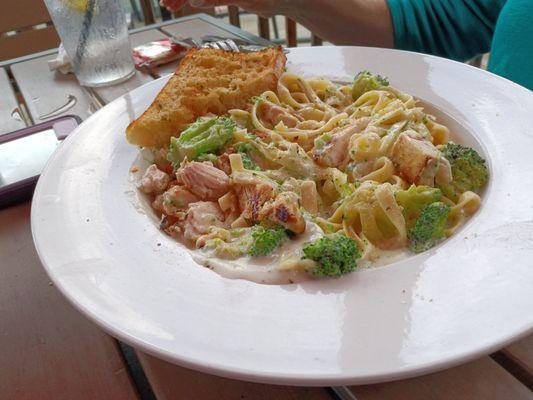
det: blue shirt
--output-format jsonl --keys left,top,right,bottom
{"left": 387, "top": 0, "right": 533, "bottom": 89}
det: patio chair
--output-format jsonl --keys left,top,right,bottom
{"left": 226, "top": 6, "right": 323, "bottom": 46}
{"left": 136, "top": 1, "right": 322, "bottom": 47}
{"left": 0, "top": 0, "right": 60, "bottom": 61}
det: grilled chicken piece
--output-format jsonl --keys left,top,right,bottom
{"left": 161, "top": 212, "right": 187, "bottom": 240}
{"left": 313, "top": 120, "right": 369, "bottom": 168}
{"left": 260, "top": 102, "right": 300, "bottom": 129}
{"left": 435, "top": 156, "right": 453, "bottom": 185}
{"left": 260, "top": 191, "right": 306, "bottom": 234}
{"left": 140, "top": 164, "right": 170, "bottom": 194}
{"left": 177, "top": 161, "right": 230, "bottom": 201}
{"left": 238, "top": 183, "right": 276, "bottom": 221}
{"left": 215, "top": 153, "right": 233, "bottom": 176}
{"left": 182, "top": 201, "right": 226, "bottom": 243}
{"left": 391, "top": 132, "right": 440, "bottom": 185}
{"left": 152, "top": 194, "right": 165, "bottom": 212}
{"left": 160, "top": 186, "right": 199, "bottom": 215}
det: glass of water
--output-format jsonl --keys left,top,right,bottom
{"left": 44, "top": 0, "right": 135, "bottom": 87}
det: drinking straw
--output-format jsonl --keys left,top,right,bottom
{"left": 73, "top": 0, "right": 96, "bottom": 68}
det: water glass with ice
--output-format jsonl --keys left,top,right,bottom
{"left": 44, "top": 0, "right": 135, "bottom": 87}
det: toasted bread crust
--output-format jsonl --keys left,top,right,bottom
{"left": 126, "top": 47, "right": 286, "bottom": 148}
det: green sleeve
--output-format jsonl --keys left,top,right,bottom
{"left": 386, "top": 0, "right": 506, "bottom": 62}
{"left": 488, "top": 0, "right": 533, "bottom": 90}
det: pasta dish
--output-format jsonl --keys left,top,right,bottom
{"left": 137, "top": 71, "right": 488, "bottom": 284}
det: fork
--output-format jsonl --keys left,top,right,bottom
{"left": 170, "top": 36, "right": 280, "bottom": 53}
{"left": 202, "top": 38, "right": 287, "bottom": 53}
{"left": 170, "top": 36, "right": 241, "bottom": 51}
{"left": 202, "top": 38, "right": 241, "bottom": 52}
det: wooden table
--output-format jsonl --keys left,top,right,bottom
{"left": 1, "top": 13, "right": 532, "bottom": 400}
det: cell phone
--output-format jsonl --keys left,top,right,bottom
{"left": 0, "top": 115, "right": 81, "bottom": 209}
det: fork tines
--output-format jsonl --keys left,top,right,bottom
{"left": 202, "top": 39, "right": 240, "bottom": 52}
{"left": 170, "top": 35, "right": 285, "bottom": 54}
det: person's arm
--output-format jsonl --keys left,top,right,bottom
{"left": 387, "top": 0, "right": 506, "bottom": 61}
{"left": 166, "top": 0, "right": 504, "bottom": 62}
{"left": 488, "top": 0, "right": 533, "bottom": 90}
{"left": 174, "top": 0, "right": 395, "bottom": 48}
{"left": 285, "top": 0, "right": 394, "bottom": 48}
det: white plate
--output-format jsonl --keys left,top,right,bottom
{"left": 31, "top": 47, "right": 533, "bottom": 385}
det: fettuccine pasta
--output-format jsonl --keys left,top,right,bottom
{"left": 138, "top": 71, "right": 488, "bottom": 284}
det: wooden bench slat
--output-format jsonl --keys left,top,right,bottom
{"left": 228, "top": 6, "right": 241, "bottom": 27}
{"left": 172, "top": 4, "right": 216, "bottom": 18}
{"left": 0, "top": 204, "right": 138, "bottom": 400}
{"left": 137, "top": 352, "right": 332, "bottom": 400}
{"left": 0, "top": 26, "right": 60, "bottom": 62}
{"left": 10, "top": 55, "right": 93, "bottom": 122}
{"left": 0, "top": 67, "right": 25, "bottom": 134}
{"left": 311, "top": 34, "right": 323, "bottom": 46}
{"left": 503, "top": 335, "right": 533, "bottom": 379}
{"left": 138, "top": 0, "right": 156, "bottom": 25}
{"left": 257, "top": 17, "right": 270, "bottom": 40}
{"left": 0, "top": 0, "right": 53, "bottom": 34}
{"left": 349, "top": 357, "right": 533, "bottom": 400}
{"left": 285, "top": 18, "right": 297, "bottom": 47}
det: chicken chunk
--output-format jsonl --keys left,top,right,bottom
{"left": 215, "top": 152, "right": 233, "bottom": 176}
{"left": 313, "top": 119, "right": 369, "bottom": 168}
{"left": 177, "top": 161, "right": 230, "bottom": 201}
{"left": 182, "top": 201, "right": 226, "bottom": 243}
{"left": 140, "top": 164, "right": 170, "bottom": 194}
{"left": 238, "top": 183, "right": 276, "bottom": 221}
{"left": 152, "top": 194, "right": 164, "bottom": 212}
{"left": 160, "top": 185, "right": 199, "bottom": 215}
{"left": 161, "top": 212, "right": 187, "bottom": 240}
{"left": 391, "top": 133, "right": 440, "bottom": 185}
{"left": 435, "top": 156, "right": 453, "bottom": 186}
{"left": 260, "top": 191, "right": 306, "bottom": 234}
{"left": 260, "top": 102, "right": 300, "bottom": 129}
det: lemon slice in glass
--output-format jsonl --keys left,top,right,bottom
{"left": 63, "top": 0, "right": 89, "bottom": 13}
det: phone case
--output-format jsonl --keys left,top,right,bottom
{"left": 0, "top": 115, "right": 81, "bottom": 209}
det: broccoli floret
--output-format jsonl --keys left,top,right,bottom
{"left": 302, "top": 234, "right": 361, "bottom": 277}
{"left": 248, "top": 226, "right": 288, "bottom": 257}
{"left": 196, "top": 153, "right": 218, "bottom": 163}
{"left": 205, "top": 228, "right": 254, "bottom": 259}
{"left": 234, "top": 142, "right": 261, "bottom": 170}
{"left": 409, "top": 202, "right": 450, "bottom": 253}
{"left": 241, "top": 152, "right": 260, "bottom": 170}
{"left": 167, "top": 117, "right": 235, "bottom": 167}
{"left": 438, "top": 143, "right": 488, "bottom": 202}
{"left": 352, "top": 70, "right": 389, "bottom": 100}
{"left": 396, "top": 185, "right": 442, "bottom": 229}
